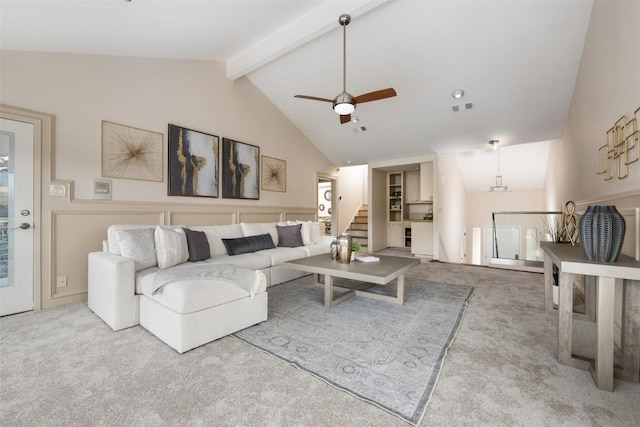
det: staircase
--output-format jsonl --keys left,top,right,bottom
{"left": 347, "top": 204, "right": 368, "bottom": 249}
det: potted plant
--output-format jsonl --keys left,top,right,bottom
{"left": 351, "top": 241, "right": 361, "bottom": 261}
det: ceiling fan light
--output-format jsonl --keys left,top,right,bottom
{"left": 334, "top": 102, "right": 355, "bottom": 115}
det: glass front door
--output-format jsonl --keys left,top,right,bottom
{"left": 0, "top": 118, "right": 34, "bottom": 316}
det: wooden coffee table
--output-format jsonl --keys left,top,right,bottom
{"left": 284, "top": 254, "right": 419, "bottom": 308}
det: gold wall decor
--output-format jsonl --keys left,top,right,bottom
{"left": 597, "top": 106, "right": 639, "bottom": 180}
{"left": 102, "top": 121, "right": 163, "bottom": 182}
{"left": 561, "top": 200, "right": 579, "bottom": 246}
{"left": 261, "top": 155, "right": 286, "bottom": 192}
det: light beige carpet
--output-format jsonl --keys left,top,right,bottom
{"left": 1, "top": 262, "right": 638, "bottom": 426}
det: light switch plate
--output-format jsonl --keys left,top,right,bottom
{"left": 49, "top": 184, "right": 66, "bottom": 196}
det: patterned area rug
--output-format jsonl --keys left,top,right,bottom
{"left": 234, "top": 274, "right": 474, "bottom": 425}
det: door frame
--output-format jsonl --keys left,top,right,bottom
{"left": 0, "top": 104, "right": 52, "bottom": 311}
{"left": 316, "top": 172, "right": 338, "bottom": 237}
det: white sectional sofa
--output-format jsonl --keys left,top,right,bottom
{"left": 88, "top": 221, "right": 331, "bottom": 353}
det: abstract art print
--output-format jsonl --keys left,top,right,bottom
{"left": 221, "top": 138, "right": 259, "bottom": 199}
{"left": 168, "top": 124, "right": 219, "bottom": 197}
{"left": 102, "top": 121, "right": 163, "bottom": 182}
{"left": 261, "top": 156, "right": 286, "bottom": 192}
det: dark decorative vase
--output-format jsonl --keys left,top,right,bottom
{"left": 607, "top": 206, "right": 626, "bottom": 262}
{"left": 579, "top": 205, "right": 625, "bottom": 262}
{"left": 579, "top": 206, "right": 595, "bottom": 260}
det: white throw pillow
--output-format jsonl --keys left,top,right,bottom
{"left": 290, "top": 220, "right": 311, "bottom": 245}
{"left": 310, "top": 221, "right": 322, "bottom": 244}
{"left": 154, "top": 226, "right": 189, "bottom": 269}
{"left": 115, "top": 228, "right": 157, "bottom": 271}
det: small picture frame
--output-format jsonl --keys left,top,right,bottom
{"left": 92, "top": 178, "right": 112, "bottom": 200}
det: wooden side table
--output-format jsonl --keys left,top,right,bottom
{"left": 541, "top": 242, "right": 640, "bottom": 391}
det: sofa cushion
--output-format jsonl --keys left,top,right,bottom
{"left": 260, "top": 247, "right": 308, "bottom": 265}
{"left": 154, "top": 226, "right": 189, "bottom": 269}
{"left": 301, "top": 242, "right": 331, "bottom": 257}
{"left": 309, "top": 221, "right": 322, "bottom": 244}
{"left": 205, "top": 253, "right": 272, "bottom": 271}
{"left": 222, "top": 233, "right": 275, "bottom": 255}
{"left": 115, "top": 228, "right": 157, "bottom": 271}
{"left": 277, "top": 224, "right": 303, "bottom": 247}
{"left": 296, "top": 221, "right": 312, "bottom": 245}
{"left": 189, "top": 224, "right": 243, "bottom": 257}
{"left": 240, "top": 222, "right": 279, "bottom": 246}
{"left": 184, "top": 228, "right": 211, "bottom": 262}
{"left": 139, "top": 267, "right": 267, "bottom": 315}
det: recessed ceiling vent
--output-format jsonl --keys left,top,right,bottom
{"left": 452, "top": 102, "right": 474, "bottom": 112}
{"left": 353, "top": 126, "right": 367, "bottom": 133}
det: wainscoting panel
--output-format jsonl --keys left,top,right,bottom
{"left": 238, "top": 211, "right": 283, "bottom": 224}
{"left": 284, "top": 212, "right": 317, "bottom": 222}
{"left": 51, "top": 210, "right": 165, "bottom": 299}
{"left": 169, "top": 211, "right": 237, "bottom": 226}
{"left": 44, "top": 203, "right": 317, "bottom": 307}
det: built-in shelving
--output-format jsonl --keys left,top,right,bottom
{"left": 388, "top": 172, "right": 403, "bottom": 222}
{"left": 387, "top": 172, "right": 404, "bottom": 247}
{"left": 404, "top": 225, "right": 412, "bottom": 248}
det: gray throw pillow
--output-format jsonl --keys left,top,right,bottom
{"left": 184, "top": 228, "right": 211, "bottom": 262}
{"left": 277, "top": 224, "right": 304, "bottom": 247}
{"left": 222, "top": 233, "right": 275, "bottom": 255}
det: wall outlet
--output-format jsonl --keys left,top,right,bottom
{"left": 56, "top": 276, "right": 67, "bottom": 288}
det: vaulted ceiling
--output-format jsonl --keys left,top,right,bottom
{"left": 0, "top": 0, "right": 594, "bottom": 191}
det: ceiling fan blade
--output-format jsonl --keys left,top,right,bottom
{"left": 340, "top": 114, "right": 351, "bottom": 124}
{"left": 294, "top": 95, "right": 334, "bottom": 103}
{"left": 352, "top": 88, "right": 397, "bottom": 104}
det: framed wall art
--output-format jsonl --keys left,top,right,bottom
{"left": 221, "top": 137, "right": 259, "bottom": 200}
{"left": 261, "top": 156, "right": 286, "bottom": 192}
{"left": 168, "top": 124, "right": 219, "bottom": 197}
{"left": 102, "top": 121, "right": 163, "bottom": 181}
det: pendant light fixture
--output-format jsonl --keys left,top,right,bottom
{"left": 489, "top": 140, "right": 508, "bottom": 192}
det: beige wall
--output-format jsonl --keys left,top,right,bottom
{"left": 544, "top": 1, "right": 640, "bottom": 344}
{"left": 1, "top": 51, "right": 335, "bottom": 308}
{"left": 548, "top": 1, "right": 640, "bottom": 208}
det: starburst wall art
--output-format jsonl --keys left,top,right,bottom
{"left": 101, "top": 121, "right": 163, "bottom": 182}
{"left": 261, "top": 155, "right": 286, "bottom": 192}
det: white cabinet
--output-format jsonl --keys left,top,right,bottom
{"left": 404, "top": 171, "right": 420, "bottom": 203}
{"left": 411, "top": 222, "right": 433, "bottom": 256}
{"left": 419, "top": 162, "right": 433, "bottom": 202}
{"left": 387, "top": 222, "right": 404, "bottom": 247}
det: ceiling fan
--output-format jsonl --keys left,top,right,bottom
{"left": 294, "top": 14, "right": 397, "bottom": 125}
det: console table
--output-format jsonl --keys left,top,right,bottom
{"left": 541, "top": 242, "right": 640, "bottom": 391}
